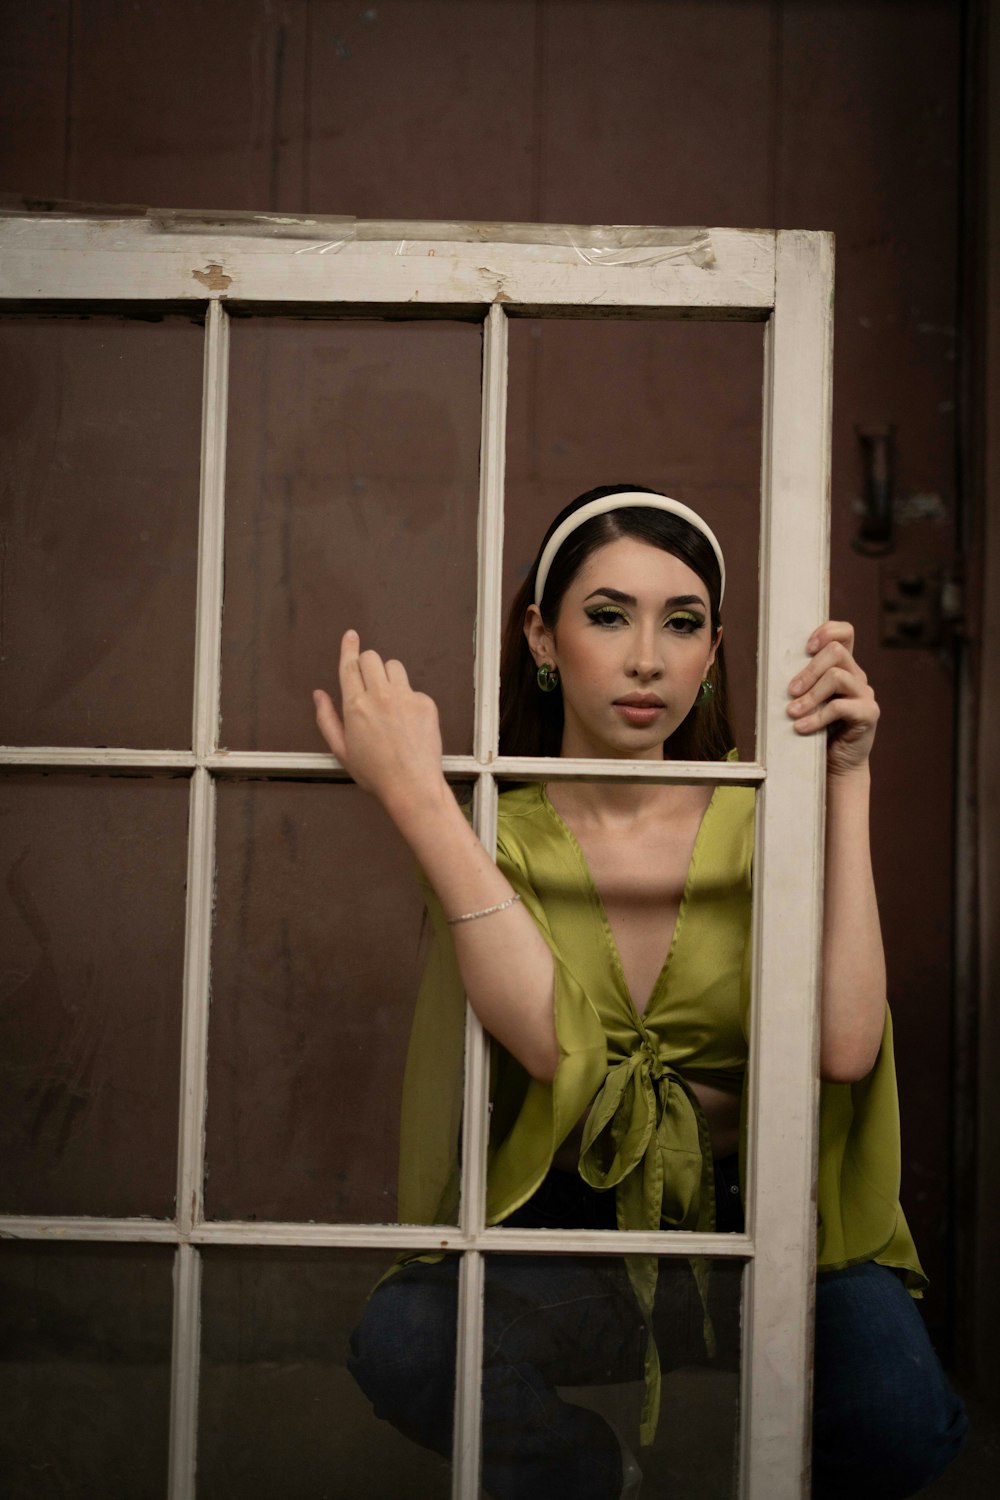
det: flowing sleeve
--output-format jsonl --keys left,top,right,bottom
{"left": 816, "top": 1009, "right": 927, "bottom": 1291}
{"left": 396, "top": 816, "right": 609, "bottom": 1229}
{"left": 485, "top": 827, "right": 610, "bottom": 1223}
{"left": 396, "top": 883, "right": 467, "bottom": 1227}
{"left": 737, "top": 875, "right": 926, "bottom": 1292}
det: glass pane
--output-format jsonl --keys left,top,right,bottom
{"left": 0, "top": 314, "right": 202, "bottom": 749}
{"left": 222, "top": 318, "right": 481, "bottom": 753}
{"left": 481, "top": 1252, "right": 742, "bottom": 1500}
{"left": 504, "top": 320, "right": 764, "bottom": 756}
{"left": 0, "top": 774, "right": 188, "bottom": 1217}
{"left": 0, "top": 1243, "right": 173, "bottom": 1499}
{"left": 207, "top": 781, "right": 456, "bottom": 1224}
{"left": 199, "top": 1247, "right": 454, "bottom": 1499}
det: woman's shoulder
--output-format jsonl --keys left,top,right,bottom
{"left": 713, "top": 781, "right": 756, "bottom": 821}
{"left": 495, "top": 785, "right": 559, "bottom": 873}
{"left": 711, "top": 749, "right": 756, "bottom": 829}
{"left": 709, "top": 753, "right": 756, "bottom": 813}
{"left": 498, "top": 783, "right": 547, "bottom": 819}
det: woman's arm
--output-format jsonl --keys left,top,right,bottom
{"left": 787, "top": 620, "right": 886, "bottom": 1083}
{"left": 313, "top": 629, "right": 559, "bottom": 1081}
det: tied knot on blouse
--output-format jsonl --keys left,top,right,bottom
{"left": 577, "top": 1022, "right": 715, "bottom": 1236}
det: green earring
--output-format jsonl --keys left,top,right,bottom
{"left": 536, "top": 662, "right": 559, "bottom": 693}
{"left": 696, "top": 678, "right": 714, "bottom": 707}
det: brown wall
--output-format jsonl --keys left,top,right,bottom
{"left": 0, "top": 0, "right": 974, "bottom": 1354}
{"left": 972, "top": 0, "right": 1000, "bottom": 1405}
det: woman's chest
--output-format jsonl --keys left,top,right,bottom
{"left": 573, "top": 820, "right": 702, "bottom": 1015}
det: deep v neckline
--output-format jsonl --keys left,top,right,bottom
{"left": 541, "top": 784, "right": 720, "bottom": 1020}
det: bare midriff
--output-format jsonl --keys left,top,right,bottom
{"left": 685, "top": 1075, "right": 741, "bottom": 1161}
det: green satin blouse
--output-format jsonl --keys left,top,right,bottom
{"left": 397, "top": 776, "right": 925, "bottom": 1440}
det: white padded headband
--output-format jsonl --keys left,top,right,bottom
{"left": 533, "top": 491, "right": 726, "bottom": 610}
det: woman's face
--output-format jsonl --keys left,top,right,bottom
{"left": 525, "top": 535, "right": 720, "bottom": 760}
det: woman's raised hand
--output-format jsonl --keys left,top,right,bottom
{"left": 786, "top": 620, "right": 879, "bottom": 778}
{"left": 313, "top": 630, "right": 444, "bottom": 809}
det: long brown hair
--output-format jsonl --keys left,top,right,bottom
{"left": 498, "top": 484, "right": 736, "bottom": 760}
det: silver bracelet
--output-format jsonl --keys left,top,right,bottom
{"left": 446, "top": 893, "right": 521, "bottom": 925}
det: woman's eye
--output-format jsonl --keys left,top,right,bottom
{"left": 586, "top": 606, "right": 628, "bottom": 627}
{"left": 664, "top": 611, "right": 705, "bottom": 634}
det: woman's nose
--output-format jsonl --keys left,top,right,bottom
{"left": 626, "top": 626, "right": 663, "bottom": 679}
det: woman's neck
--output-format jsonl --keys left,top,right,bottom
{"left": 546, "top": 775, "right": 696, "bottom": 831}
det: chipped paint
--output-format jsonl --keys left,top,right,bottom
{"left": 896, "top": 491, "right": 948, "bottom": 523}
{"left": 852, "top": 490, "right": 947, "bottom": 524}
{"left": 192, "top": 262, "right": 232, "bottom": 291}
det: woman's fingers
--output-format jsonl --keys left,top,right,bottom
{"left": 789, "top": 637, "right": 865, "bottom": 707}
{"left": 315, "top": 631, "right": 444, "bottom": 803}
{"left": 791, "top": 687, "right": 879, "bottom": 736}
{"left": 322, "top": 627, "right": 422, "bottom": 753}
{"left": 312, "top": 687, "right": 347, "bottom": 760}
{"left": 787, "top": 621, "right": 879, "bottom": 771}
{"left": 339, "top": 628, "right": 364, "bottom": 695}
{"left": 340, "top": 629, "right": 404, "bottom": 695}
{"left": 789, "top": 660, "right": 867, "bottom": 720}
{"left": 806, "top": 619, "right": 855, "bottom": 656}
{"left": 359, "top": 648, "right": 394, "bottom": 691}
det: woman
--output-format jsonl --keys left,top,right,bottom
{"left": 314, "top": 485, "right": 966, "bottom": 1499}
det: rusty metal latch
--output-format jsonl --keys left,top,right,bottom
{"left": 880, "top": 566, "right": 964, "bottom": 647}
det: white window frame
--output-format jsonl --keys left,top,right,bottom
{"left": 0, "top": 213, "right": 832, "bottom": 1499}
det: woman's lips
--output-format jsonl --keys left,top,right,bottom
{"left": 613, "top": 697, "right": 664, "bottom": 727}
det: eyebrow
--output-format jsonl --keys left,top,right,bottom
{"left": 583, "top": 587, "right": 708, "bottom": 610}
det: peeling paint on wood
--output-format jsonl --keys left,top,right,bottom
{"left": 192, "top": 262, "right": 232, "bottom": 291}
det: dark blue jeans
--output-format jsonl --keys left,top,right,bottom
{"left": 348, "top": 1169, "right": 967, "bottom": 1499}
{"left": 812, "top": 1261, "right": 968, "bottom": 1500}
